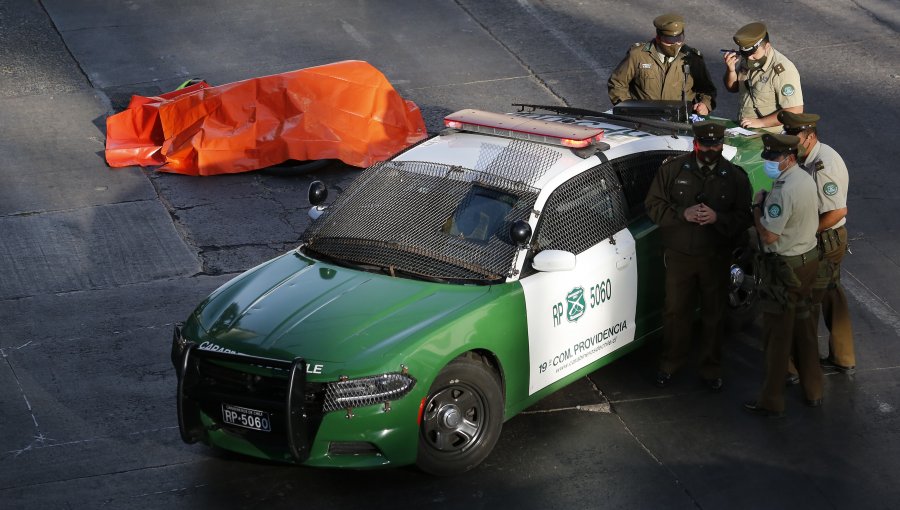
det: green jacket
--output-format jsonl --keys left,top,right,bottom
{"left": 644, "top": 153, "right": 752, "bottom": 255}
{"left": 608, "top": 41, "right": 717, "bottom": 112}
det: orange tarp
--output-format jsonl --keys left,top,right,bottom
{"left": 105, "top": 60, "right": 427, "bottom": 175}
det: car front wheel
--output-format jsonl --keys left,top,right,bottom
{"left": 416, "top": 354, "right": 503, "bottom": 476}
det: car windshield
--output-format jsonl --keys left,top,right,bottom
{"left": 300, "top": 158, "right": 543, "bottom": 282}
{"left": 441, "top": 187, "right": 517, "bottom": 244}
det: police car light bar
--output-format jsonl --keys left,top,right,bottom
{"left": 444, "top": 109, "right": 604, "bottom": 149}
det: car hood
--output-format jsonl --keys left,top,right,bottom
{"left": 193, "top": 251, "right": 491, "bottom": 364}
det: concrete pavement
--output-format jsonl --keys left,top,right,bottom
{"left": 2, "top": 0, "right": 899, "bottom": 508}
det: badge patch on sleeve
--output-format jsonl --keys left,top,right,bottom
{"left": 781, "top": 84, "right": 796, "bottom": 96}
{"left": 767, "top": 204, "right": 782, "bottom": 218}
{"left": 823, "top": 182, "right": 839, "bottom": 196}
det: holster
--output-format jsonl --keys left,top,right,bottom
{"left": 814, "top": 229, "right": 843, "bottom": 290}
{"left": 756, "top": 247, "right": 816, "bottom": 317}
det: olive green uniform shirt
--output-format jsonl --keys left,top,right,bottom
{"left": 737, "top": 47, "right": 803, "bottom": 127}
{"left": 801, "top": 141, "right": 849, "bottom": 230}
{"left": 760, "top": 164, "right": 818, "bottom": 256}
{"left": 608, "top": 41, "right": 717, "bottom": 112}
{"left": 645, "top": 152, "right": 752, "bottom": 255}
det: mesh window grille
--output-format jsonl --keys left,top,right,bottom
{"left": 609, "top": 150, "right": 686, "bottom": 219}
{"left": 533, "top": 163, "right": 628, "bottom": 255}
{"left": 301, "top": 140, "right": 562, "bottom": 281}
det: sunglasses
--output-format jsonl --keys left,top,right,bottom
{"left": 658, "top": 33, "right": 685, "bottom": 44}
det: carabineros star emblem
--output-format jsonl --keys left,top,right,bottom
{"left": 566, "top": 287, "right": 586, "bottom": 323}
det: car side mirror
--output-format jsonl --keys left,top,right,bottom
{"left": 308, "top": 181, "right": 328, "bottom": 206}
{"left": 532, "top": 250, "right": 576, "bottom": 272}
{"left": 510, "top": 220, "right": 532, "bottom": 246}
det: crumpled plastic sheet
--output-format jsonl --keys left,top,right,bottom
{"left": 105, "top": 60, "right": 427, "bottom": 175}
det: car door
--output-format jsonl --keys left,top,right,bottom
{"left": 611, "top": 150, "right": 685, "bottom": 339}
{"left": 519, "top": 163, "right": 638, "bottom": 395}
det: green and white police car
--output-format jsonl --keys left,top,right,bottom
{"left": 172, "top": 105, "right": 769, "bottom": 475}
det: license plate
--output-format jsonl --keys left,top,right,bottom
{"left": 222, "top": 403, "right": 271, "bottom": 432}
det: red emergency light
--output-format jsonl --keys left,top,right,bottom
{"left": 443, "top": 109, "right": 604, "bottom": 149}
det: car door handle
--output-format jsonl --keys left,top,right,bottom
{"left": 616, "top": 256, "right": 632, "bottom": 270}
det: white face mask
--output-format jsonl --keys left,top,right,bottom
{"left": 763, "top": 160, "right": 782, "bottom": 179}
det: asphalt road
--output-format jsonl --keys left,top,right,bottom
{"left": 1, "top": 1, "right": 899, "bottom": 508}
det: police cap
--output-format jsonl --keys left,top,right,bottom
{"left": 733, "top": 22, "right": 767, "bottom": 51}
{"left": 778, "top": 111, "right": 820, "bottom": 133}
{"left": 654, "top": 13, "right": 685, "bottom": 43}
{"left": 692, "top": 121, "right": 725, "bottom": 145}
{"left": 761, "top": 133, "right": 799, "bottom": 160}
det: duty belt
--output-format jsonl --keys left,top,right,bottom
{"left": 764, "top": 246, "right": 818, "bottom": 267}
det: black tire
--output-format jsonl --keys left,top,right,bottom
{"left": 416, "top": 354, "right": 503, "bottom": 476}
{"left": 260, "top": 159, "right": 333, "bottom": 175}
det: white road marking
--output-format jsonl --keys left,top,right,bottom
{"left": 341, "top": 20, "right": 372, "bottom": 48}
{"left": 516, "top": 0, "right": 610, "bottom": 76}
{"left": 843, "top": 268, "right": 900, "bottom": 336}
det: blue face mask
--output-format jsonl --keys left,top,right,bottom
{"left": 763, "top": 160, "right": 782, "bottom": 179}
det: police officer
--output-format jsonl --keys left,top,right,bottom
{"left": 645, "top": 121, "right": 752, "bottom": 390}
{"left": 608, "top": 13, "right": 717, "bottom": 115}
{"left": 744, "top": 134, "right": 823, "bottom": 417}
{"left": 779, "top": 111, "right": 856, "bottom": 374}
{"left": 723, "top": 22, "right": 803, "bottom": 132}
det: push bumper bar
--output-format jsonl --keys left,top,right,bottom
{"left": 173, "top": 325, "right": 311, "bottom": 463}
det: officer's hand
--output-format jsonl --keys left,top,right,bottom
{"left": 754, "top": 189, "right": 766, "bottom": 204}
{"left": 723, "top": 51, "right": 739, "bottom": 71}
{"left": 684, "top": 204, "right": 702, "bottom": 223}
{"left": 697, "top": 204, "right": 717, "bottom": 225}
{"left": 740, "top": 117, "right": 762, "bottom": 129}
{"left": 693, "top": 103, "right": 710, "bottom": 116}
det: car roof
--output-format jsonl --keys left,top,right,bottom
{"left": 395, "top": 110, "right": 696, "bottom": 190}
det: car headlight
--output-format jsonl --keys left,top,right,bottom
{"left": 323, "top": 372, "right": 416, "bottom": 413}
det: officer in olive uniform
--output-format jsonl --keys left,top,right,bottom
{"left": 780, "top": 111, "right": 856, "bottom": 373}
{"left": 723, "top": 22, "right": 803, "bottom": 132}
{"left": 608, "top": 13, "right": 717, "bottom": 115}
{"left": 745, "top": 134, "right": 822, "bottom": 417}
{"left": 645, "top": 121, "right": 752, "bottom": 390}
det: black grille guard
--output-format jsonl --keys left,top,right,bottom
{"left": 174, "top": 337, "right": 311, "bottom": 463}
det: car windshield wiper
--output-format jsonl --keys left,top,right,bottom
{"left": 301, "top": 246, "right": 450, "bottom": 283}
{"left": 299, "top": 246, "right": 369, "bottom": 272}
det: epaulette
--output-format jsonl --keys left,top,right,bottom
{"left": 815, "top": 161, "right": 825, "bottom": 171}
{"left": 681, "top": 45, "right": 701, "bottom": 57}
{"left": 661, "top": 154, "right": 680, "bottom": 165}
{"left": 774, "top": 63, "right": 785, "bottom": 75}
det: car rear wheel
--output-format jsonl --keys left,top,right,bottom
{"left": 416, "top": 354, "right": 503, "bottom": 476}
